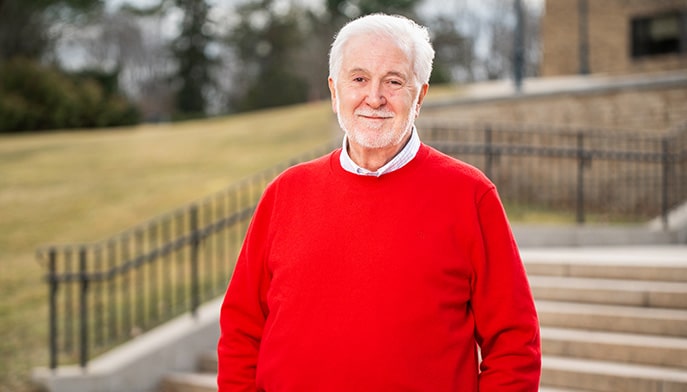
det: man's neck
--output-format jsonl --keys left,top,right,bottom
{"left": 347, "top": 133, "right": 413, "bottom": 172}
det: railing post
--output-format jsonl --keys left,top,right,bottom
{"left": 64, "top": 249, "right": 73, "bottom": 354}
{"left": 48, "top": 248, "right": 58, "bottom": 370}
{"left": 162, "top": 219, "right": 172, "bottom": 319}
{"left": 662, "top": 138, "right": 671, "bottom": 230}
{"left": 149, "top": 223, "right": 159, "bottom": 323}
{"left": 485, "top": 126, "right": 493, "bottom": 179}
{"left": 107, "top": 240, "right": 117, "bottom": 343}
{"left": 190, "top": 205, "right": 200, "bottom": 317}
{"left": 121, "top": 236, "right": 131, "bottom": 338}
{"left": 135, "top": 229, "right": 145, "bottom": 329}
{"left": 94, "top": 246, "right": 103, "bottom": 348}
{"left": 576, "top": 132, "right": 586, "bottom": 224}
{"left": 79, "top": 247, "right": 89, "bottom": 368}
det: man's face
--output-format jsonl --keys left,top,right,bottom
{"left": 328, "top": 34, "right": 428, "bottom": 150}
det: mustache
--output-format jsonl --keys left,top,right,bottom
{"left": 355, "top": 109, "right": 394, "bottom": 118}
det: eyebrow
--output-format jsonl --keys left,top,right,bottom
{"left": 348, "top": 68, "right": 409, "bottom": 80}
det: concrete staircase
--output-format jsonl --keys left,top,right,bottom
{"left": 527, "top": 247, "right": 687, "bottom": 392}
{"left": 159, "top": 350, "right": 216, "bottom": 392}
{"left": 160, "top": 246, "right": 687, "bottom": 392}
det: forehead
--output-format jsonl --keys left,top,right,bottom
{"left": 340, "top": 34, "right": 412, "bottom": 76}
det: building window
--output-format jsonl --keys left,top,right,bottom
{"left": 631, "top": 11, "right": 686, "bottom": 58}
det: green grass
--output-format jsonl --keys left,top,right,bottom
{"left": 0, "top": 101, "right": 337, "bottom": 392}
{"left": 503, "top": 202, "right": 648, "bottom": 225}
{"left": 504, "top": 202, "right": 576, "bottom": 224}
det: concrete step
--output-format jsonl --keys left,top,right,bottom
{"left": 541, "top": 355, "right": 687, "bottom": 392}
{"left": 522, "top": 247, "right": 687, "bottom": 282}
{"left": 163, "top": 357, "right": 687, "bottom": 392}
{"left": 159, "top": 371, "right": 595, "bottom": 392}
{"left": 541, "top": 327, "right": 687, "bottom": 369}
{"left": 530, "top": 276, "right": 687, "bottom": 309}
{"left": 536, "top": 300, "right": 687, "bottom": 337}
{"left": 160, "top": 373, "right": 598, "bottom": 392}
{"left": 159, "top": 372, "right": 216, "bottom": 392}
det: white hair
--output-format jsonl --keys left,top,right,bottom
{"left": 328, "top": 13, "right": 435, "bottom": 87}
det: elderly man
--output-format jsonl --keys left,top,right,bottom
{"left": 217, "top": 13, "right": 541, "bottom": 392}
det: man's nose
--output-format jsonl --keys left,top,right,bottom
{"left": 364, "top": 81, "right": 387, "bottom": 108}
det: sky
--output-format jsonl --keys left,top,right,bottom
{"left": 105, "top": 0, "right": 545, "bottom": 17}
{"left": 101, "top": 0, "right": 545, "bottom": 45}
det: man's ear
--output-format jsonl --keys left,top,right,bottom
{"left": 328, "top": 77, "right": 338, "bottom": 113}
{"left": 415, "top": 83, "right": 429, "bottom": 115}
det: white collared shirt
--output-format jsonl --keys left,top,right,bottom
{"left": 339, "top": 127, "right": 421, "bottom": 177}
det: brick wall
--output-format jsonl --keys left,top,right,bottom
{"left": 540, "top": 0, "right": 582, "bottom": 76}
{"left": 541, "top": 0, "right": 687, "bottom": 76}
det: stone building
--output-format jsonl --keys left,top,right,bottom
{"left": 541, "top": 0, "right": 687, "bottom": 76}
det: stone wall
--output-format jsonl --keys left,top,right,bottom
{"left": 422, "top": 72, "right": 687, "bottom": 134}
{"left": 541, "top": 0, "right": 687, "bottom": 77}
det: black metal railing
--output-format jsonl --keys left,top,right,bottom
{"left": 36, "top": 141, "right": 338, "bottom": 370}
{"left": 419, "top": 120, "right": 687, "bottom": 225}
{"left": 37, "top": 122, "right": 687, "bottom": 370}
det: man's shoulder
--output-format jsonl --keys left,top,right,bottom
{"left": 283, "top": 150, "right": 335, "bottom": 176}
{"left": 421, "top": 144, "right": 490, "bottom": 183}
{"left": 269, "top": 149, "right": 337, "bottom": 188}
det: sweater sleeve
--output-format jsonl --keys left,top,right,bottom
{"left": 217, "top": 186, "right": 274, "bottom": 392}
{"left": 471, "top": 186, "right": 542, "bottom": 391}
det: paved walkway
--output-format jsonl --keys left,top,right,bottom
{"left": 426, "top": 69, "right": 687, "bottom": 106}
{"left": 520, "top": 245, "right": 687, "bottom": 266}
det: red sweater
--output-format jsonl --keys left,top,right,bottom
{"left": 218, "top": 144, "right": 541, "bottom": 391}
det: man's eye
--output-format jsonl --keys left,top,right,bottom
{"left": 353, "top": 77, "right": 365, "bottom": 82}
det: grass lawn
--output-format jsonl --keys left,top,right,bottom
{"left": 0, "top": 101, "right": 337, "bottom": 392}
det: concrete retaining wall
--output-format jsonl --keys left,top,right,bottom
{"left": 31, "top": 298, "right": 222, "bottom": 392}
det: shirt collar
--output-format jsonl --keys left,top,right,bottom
{"left": 339, "top": 127, "right": 421, "bottom": 177}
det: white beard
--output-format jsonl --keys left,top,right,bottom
{"left": 336, "top": 90, "right": 418, "bottom": 149}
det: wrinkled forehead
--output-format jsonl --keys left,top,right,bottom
{"left": 344, "top": 30, "right": 412, "bottom": 58}
{"left": 339, "top": 33, "right": 413, "bottom": 75}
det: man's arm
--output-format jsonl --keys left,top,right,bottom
{"left": 217, "top": 190, "right": 274, "bottom": 392}
{"left": 471, "top": 187, "right": 542, "bottom": 391}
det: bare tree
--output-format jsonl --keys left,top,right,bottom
{"left": 478, "top": 0, "right": 541, "bottom": 81}
{"left": 0, "top": 0, "right": 102, "bottom": 63}
{"left": 418, "top": 0, "right": 541, "bottom": 83}
{"left": 55, "top": 5, "right": 179, "bottom": 120}
{"left": 119, "top": 12, "right": 177, "bottom": 121}
{"left": 427, "top": 14, "right": 476, "bottom": 83}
